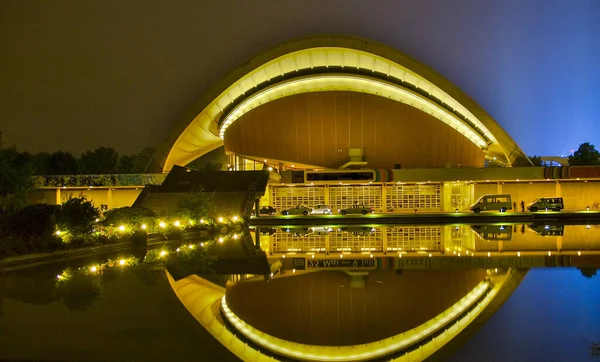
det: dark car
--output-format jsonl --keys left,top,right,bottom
{"left": 253, "top": 206, "right": 276, "bottom": 216}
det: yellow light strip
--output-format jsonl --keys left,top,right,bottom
{"left": 220, "top": 281, "right": 491, "bottom": 361}
{"left": 219, "top": 75, "right": 488, "bottom": 149}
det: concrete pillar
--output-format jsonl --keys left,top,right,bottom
{"left": 254, "top": 199, "right": 260, "bottom": 217}
{"left": 556, "top": 181, "right": 562, "bottom": 197}
{"left": 382, "top": 228, "right": 388, "bottom": 254}
{"left": 325, "top": 234, "right": 330, "bottom": 255}
{"left": 324, "top": 185, "right": 330, "bottom": 205}
{"left": 556, "top": 236, "right": 562, "bottom": 252}
{"left": 279, "top": 162, "right": 284, "bottom": 173}
{"left": 55, "top": 188, "right": 61, "bottom": 205}
{"left": 498, "top": 240, "right": 504, "bottom": 253}
{"left": 497, "top": 182, "right": 503, "bottom": 194}
{"left": 107, "top": 188, "right": 113, "bottom": 210}
{"left": 255, "top": 229, "right": 261, "bottom": 249}
{"left": 381, "top": 184, "right": 388, "bottom": 213}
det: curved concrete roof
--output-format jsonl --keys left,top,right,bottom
{"left": 156, "top": 36, "right": 531, "bottom": 171}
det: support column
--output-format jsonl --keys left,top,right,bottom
{"left": 498, "top": 240, "right": 504, "bottom": 253}
{"left": 55, "top": 188, "right": 62, "bottom": 205}
{"left": 557, "top": 236, "right": 562, "bottom": 252}
{"left": 279, "top": 162, "right": 284, "bottom": 173}
{"left": 381, "top": 184, "right": 388, "bottom": 213}
{"left": 324, "top": 185, "right": 330, "bottom": 205}
{"left": 497, "top": 182, "right": 503, "bottom": 194}
{"left": 556, "top": 181, "right": 562, "bottom": 197}
{"left": 107, "top": 188, "right": 113, "bottom": 210}
{"left": 254, "top": 199, "right": 260, "bottom": 217}
{"left": 382, "top": 228, "right": 388, "bottom": 254}
{"left": 255, "top": 229, "right": 261, "bottom": 249}
{"left": 325, "top": 234, "right": 330, "bottom": 255}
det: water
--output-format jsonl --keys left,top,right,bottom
{"left": 0, "top": 251, "right": 238, "bottom": 362}
{"left": 1, "top": 224, "right": 599, "bottom": 361}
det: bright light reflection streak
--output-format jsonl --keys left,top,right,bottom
{"left": 220, "top": 281, "right": 491, "bottom": 361}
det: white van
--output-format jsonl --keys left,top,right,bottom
{"left": 470, "top": 194, "right": 512, "bottom": 213}
{"left": 527, "top": 197, "right": 564, "bottom": 212}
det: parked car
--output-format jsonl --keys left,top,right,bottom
{"left": 469, "top": 194, "right": 512, "bottom": 213}
{"left": 311, "top": 204, "right": 332, "bottom": 215}
{"left": 338, "top": 204, "right": 374, "bottom": 215}
{"left": 255, "top": 206, "right": 277, "bottom": 216}
{"left": 281, "top": 204, "right": 313, "bottom": 216}
{"left": 527, "top": 197, "right": 564, "bottom": 212}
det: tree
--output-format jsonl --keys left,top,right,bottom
{"left": 57, "top": 196, "right": 99, "bottom": 235}
{"left": 118, "top": 154, "right": 135, "bottom": 173}
{"left": 579, "top": 268, "right": 598, "bottom": 278}
{"left": 102, "top": 206, "right": 156, "bottom": 229}
{"left": 176, "top": 187, "right": 215, "bottom": 221}
{"left": 568, "top": 142, "right": 600, "bottom": 166}
{"left": 47, "top": 151, "right": 80, "bottom": 175}
{"left": 132, "top": 147, "right": 156, "bottom": 173}
{"left": 0, "top": 146, "right": 35, "bottom": 208}
{"left": 80, "top": 147, "right": 119, "bottom": 174}
{"left": 528, "top": 155, "right": 543, "bottom": 166}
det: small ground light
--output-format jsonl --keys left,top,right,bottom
{"left": 370, "top": 254, "right": 373, "bottom": 258}
{"left": 292, "top": 269, "right": 296, "bottom": 273}
{"left": 340, "top": 254, "right": 344, "bottom": 258}
{"left": 118, "top": 225, "right": 126, "bottom": 231}
{"left": 188, "top": 245, "right": 194, "bottom": 249}
{"left": 232, "top": 216, "right": 239, "bottom": 222}
{"left": 95, "top": 218, "right": 99, "bottom": 222}
{"left": 218, "top": 217, "right": 224, "bottom": 223}
{"left": 282, "top": 255, "right": 286, "bottom": 258}
{"left": 548, "top": 251, "right": 552, "bottom": 256}
{"left": 311, "top": 255, "right": 314, "bottom": 258}
{"left": 141, "top": 224, "right": 147, "bottom": 229}
{"left": 159, "top": 250, "right": 167, "bottom": 257}
{"left": 517, "top": 252, "right": 521, "bottom": 257}
{"left": 90, "top": 266, "right": 98, "bottom": 273}
{"left": 174, "top": 221, "right": 181, "bottom": 227}
{"left": 218, "top": 237, "right": 224, "bottom": 243}
{"left": 487, "top": 252, "right": 491, "bottom": 257}
{"left": 159, "top": 221, "right": 166, "bottom": 228}
{"left": 233, "top": 234, "right": 239, "bottom": 239}
{"left": 56, "top": 275, "right": 62, "bottom": 280}
{"left": 428, "top": 253, "right": 432, "bottom": 257}
{"left": 55, "top": 230, "right": 61, "bottom": 236}
{"left": 268, "top": 167, "right": 273, "bottom": 171}
{"left": 200, "top": 219, "right": 205, "bottom": 224}
{"left": 119, "top": 259, "right": 126, "bottom": 266}
{"left": 578, "top": 251, "right": 581, "bottom": 256}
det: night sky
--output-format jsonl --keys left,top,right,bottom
{"left": 1, "top": 0, "right": 599, "bottom": 157}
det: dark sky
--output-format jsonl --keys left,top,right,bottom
{"left": 1, "top": 0, "right": 599, "bottom": 156}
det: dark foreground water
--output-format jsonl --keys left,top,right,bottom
{"left": 0, "top": 252, "right": 238, "bottom": 362}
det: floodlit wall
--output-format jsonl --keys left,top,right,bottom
{"left": 224, "top": 92, "right": 485, "bottom": 169}
{"left": 225, "top": 269, "right": 486, "bottom": 346}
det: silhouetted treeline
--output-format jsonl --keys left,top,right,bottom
{"left": 1, "top": 146, "right": 158, "bottom": 176}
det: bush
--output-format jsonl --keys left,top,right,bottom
{"left": 57, "top": 196, "right": 99, "bottom": 235}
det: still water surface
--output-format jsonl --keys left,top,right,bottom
{"left": 1, "top": 224, "right": 599, "bottom": 361}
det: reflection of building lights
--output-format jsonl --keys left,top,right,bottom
{"left": 141, "top": 224, "right": 147, "bottom": 230}
{"left": 119, "top": 259, "right": 126, "bottom": 266}
{"left": 90, "top": 266, "right": 98, "bottom": 273}
{"left": 159, "top": 221, "right": 166, "bottom": 228}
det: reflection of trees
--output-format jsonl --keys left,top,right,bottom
{"left": 0, "top": 272, "right": 58, "bottom": 305}
{"left": 579, "top": 268, "right": 598, "bottom": 279}
{"left": 56, "top": 269, "right": 103, "bottom": 311}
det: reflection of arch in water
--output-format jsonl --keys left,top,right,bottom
{"left": 216, "top": 268, "right": 526, "bottom": 361}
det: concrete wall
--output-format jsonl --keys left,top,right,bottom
{"left": 26, "top": 188, "right": 142, "bottom": 211}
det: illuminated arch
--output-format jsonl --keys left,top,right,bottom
{"left": 157, "top": 36, "right": 530, "bottom": 171}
